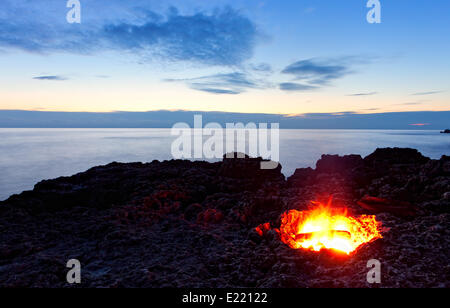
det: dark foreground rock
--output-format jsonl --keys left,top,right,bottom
{"left": 0, "top": 148, "right": 449, "bottom": 288}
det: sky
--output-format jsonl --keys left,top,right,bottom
{"left": 0, "top": 0, "right": 449, "bottom": 115}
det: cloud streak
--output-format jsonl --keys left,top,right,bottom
{"left": 412, "top": 91, "right": 443, "bottom": 96}
{"left": 347, "top": 92, "right": 377, "bottom": 96}
{"left": 281, "top": 58, "right": 352, "bottom": 85}
{"left": 279, "top": 82, "right": 317, "bottom": 92}
{"left": 167, "top": 72, "right": 265, "bottom": 95}
{"left": 279, "top": 57, "right": 364, "bottom": 92}
{"left": 33, "top": 76, "right": 68, "bottom": 81}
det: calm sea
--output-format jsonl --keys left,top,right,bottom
{"left": 0, "top": 128, "right": 449, "bottom": 201}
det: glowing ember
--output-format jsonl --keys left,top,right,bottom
{"left": 278, "top": 201, "right": 382, "bottom": 254}
{"left": 255, "top": 222, "right": 271, "bottom": 237}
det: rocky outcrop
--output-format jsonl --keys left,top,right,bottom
{"left": 0, "top": 148, "right": 448, "bottom": 288}
{"left": 315, "top": 154, "right": 364, "bottom": 174}
{"left": 218, "top": 153, "right": 284, "bottom": 182}
{"left": 364, "top": 147, "right": 430, "bottom": 166}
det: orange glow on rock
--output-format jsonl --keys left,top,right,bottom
{"left": 255, "top": 222, "right": 271, "bottom": 236}
{"left": 278, "top": 201, "right": 382, "bottom": 254}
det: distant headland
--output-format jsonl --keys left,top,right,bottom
{"left": 0, "top": 110, "right": 450, "bottom": 129}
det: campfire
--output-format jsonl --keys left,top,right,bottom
{"left": 264, "top": 200, "right": 383, "bottom": 255}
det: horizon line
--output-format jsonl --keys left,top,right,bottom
{"left": 1, "top": 109, "right": 450, "bottom": 116}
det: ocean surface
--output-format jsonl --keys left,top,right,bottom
{"left": 0, "top": 128, "right": 449, "bottom": 201}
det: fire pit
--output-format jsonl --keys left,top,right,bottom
{"left": 269, "top": 200, "right": 383, "bottom": 255}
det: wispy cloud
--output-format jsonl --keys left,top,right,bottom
{"left": 279, "top": 82, "right": 317, "bottom": 92}
{"left": 0, "top": 4, "right": 259, "bottom": 66}
{"left": 166, "top": 72, "right": 266, "bottom": 95}
{"left": 399, "top": 101, "right": 427, "bottom": 106}
{"left": 103, "top": 7, "right": 259, "bottom": 66}
{"left": 347, "top": 92, "right": 378, "bottom": 96}
{"left": 169, "top": 56, "right": 371, "bottom": 94}
{"left": 412, "top": 90, "right": 443, "bottom": 96}
{"left": 392, "top": 99, "right": 429, "bottom": 106}
{"left": 281, "top": 58, "right": 352, "bottom": 85}
{"left": 359, "top": 108, "right": 381, "bottom": 111}
{"left": 33, "top": 75, "right": 68, "bottom": 81}
{"left": 279, "top": 57, "right": 366, "bottom": 92}
{"left": 286, "top": 111, "right": 359, "bottom": 119}
{"left": 193, "top": 88, "right": 241, "bottom": 95}
{"left": 249, "top": 63, "right": 273, "bottom": 73}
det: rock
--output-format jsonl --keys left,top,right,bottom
{"left": 316, "top": 154, "right": 363, "bottom": 174}
{"left": 184, "top": 203, "right": 202, "bottom": 220}
{"left": 422, "top": 156, "right": 450, "bottom": 177}
{"left": 287, "top": 167, "right": 315, "bottom": 186}
{"left": 443, "top": 192, "right": 450, "bottom": 201}
{"left": 357, "top": 195, "right": 418, "bottom": 216}
{"left": 198, "top": 209, "right": 224, "bottom": 224}
{"left": 364, "top": 147, "right": 430, "bottom": 166}
{"left": 218, "top": 153, "right": 284, "bottom": 182}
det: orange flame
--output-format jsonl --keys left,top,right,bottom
{"left": 279, "top": 200, "right": 382, "bottom": 254}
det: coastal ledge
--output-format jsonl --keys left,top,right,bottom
{"left": 0, "top": 148, "right": 449, "bottom": 288}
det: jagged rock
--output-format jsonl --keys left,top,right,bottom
{"left": 287, "top": 167, "right": 315, "bottom": 187}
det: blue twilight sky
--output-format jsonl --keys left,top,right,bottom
{"left": 0, "top": 0, "right": 449, "bottom": 115}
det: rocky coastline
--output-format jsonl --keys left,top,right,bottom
{"left": 0, "top": 148, "right": 449, "bottom": 288}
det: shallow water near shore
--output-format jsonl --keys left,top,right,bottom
{"left": 0, "top": 128, "right": 449, "bottom": 201}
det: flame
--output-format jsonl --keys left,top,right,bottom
{"left": 278, "top": 201, "right": 382, "bottom": 254}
